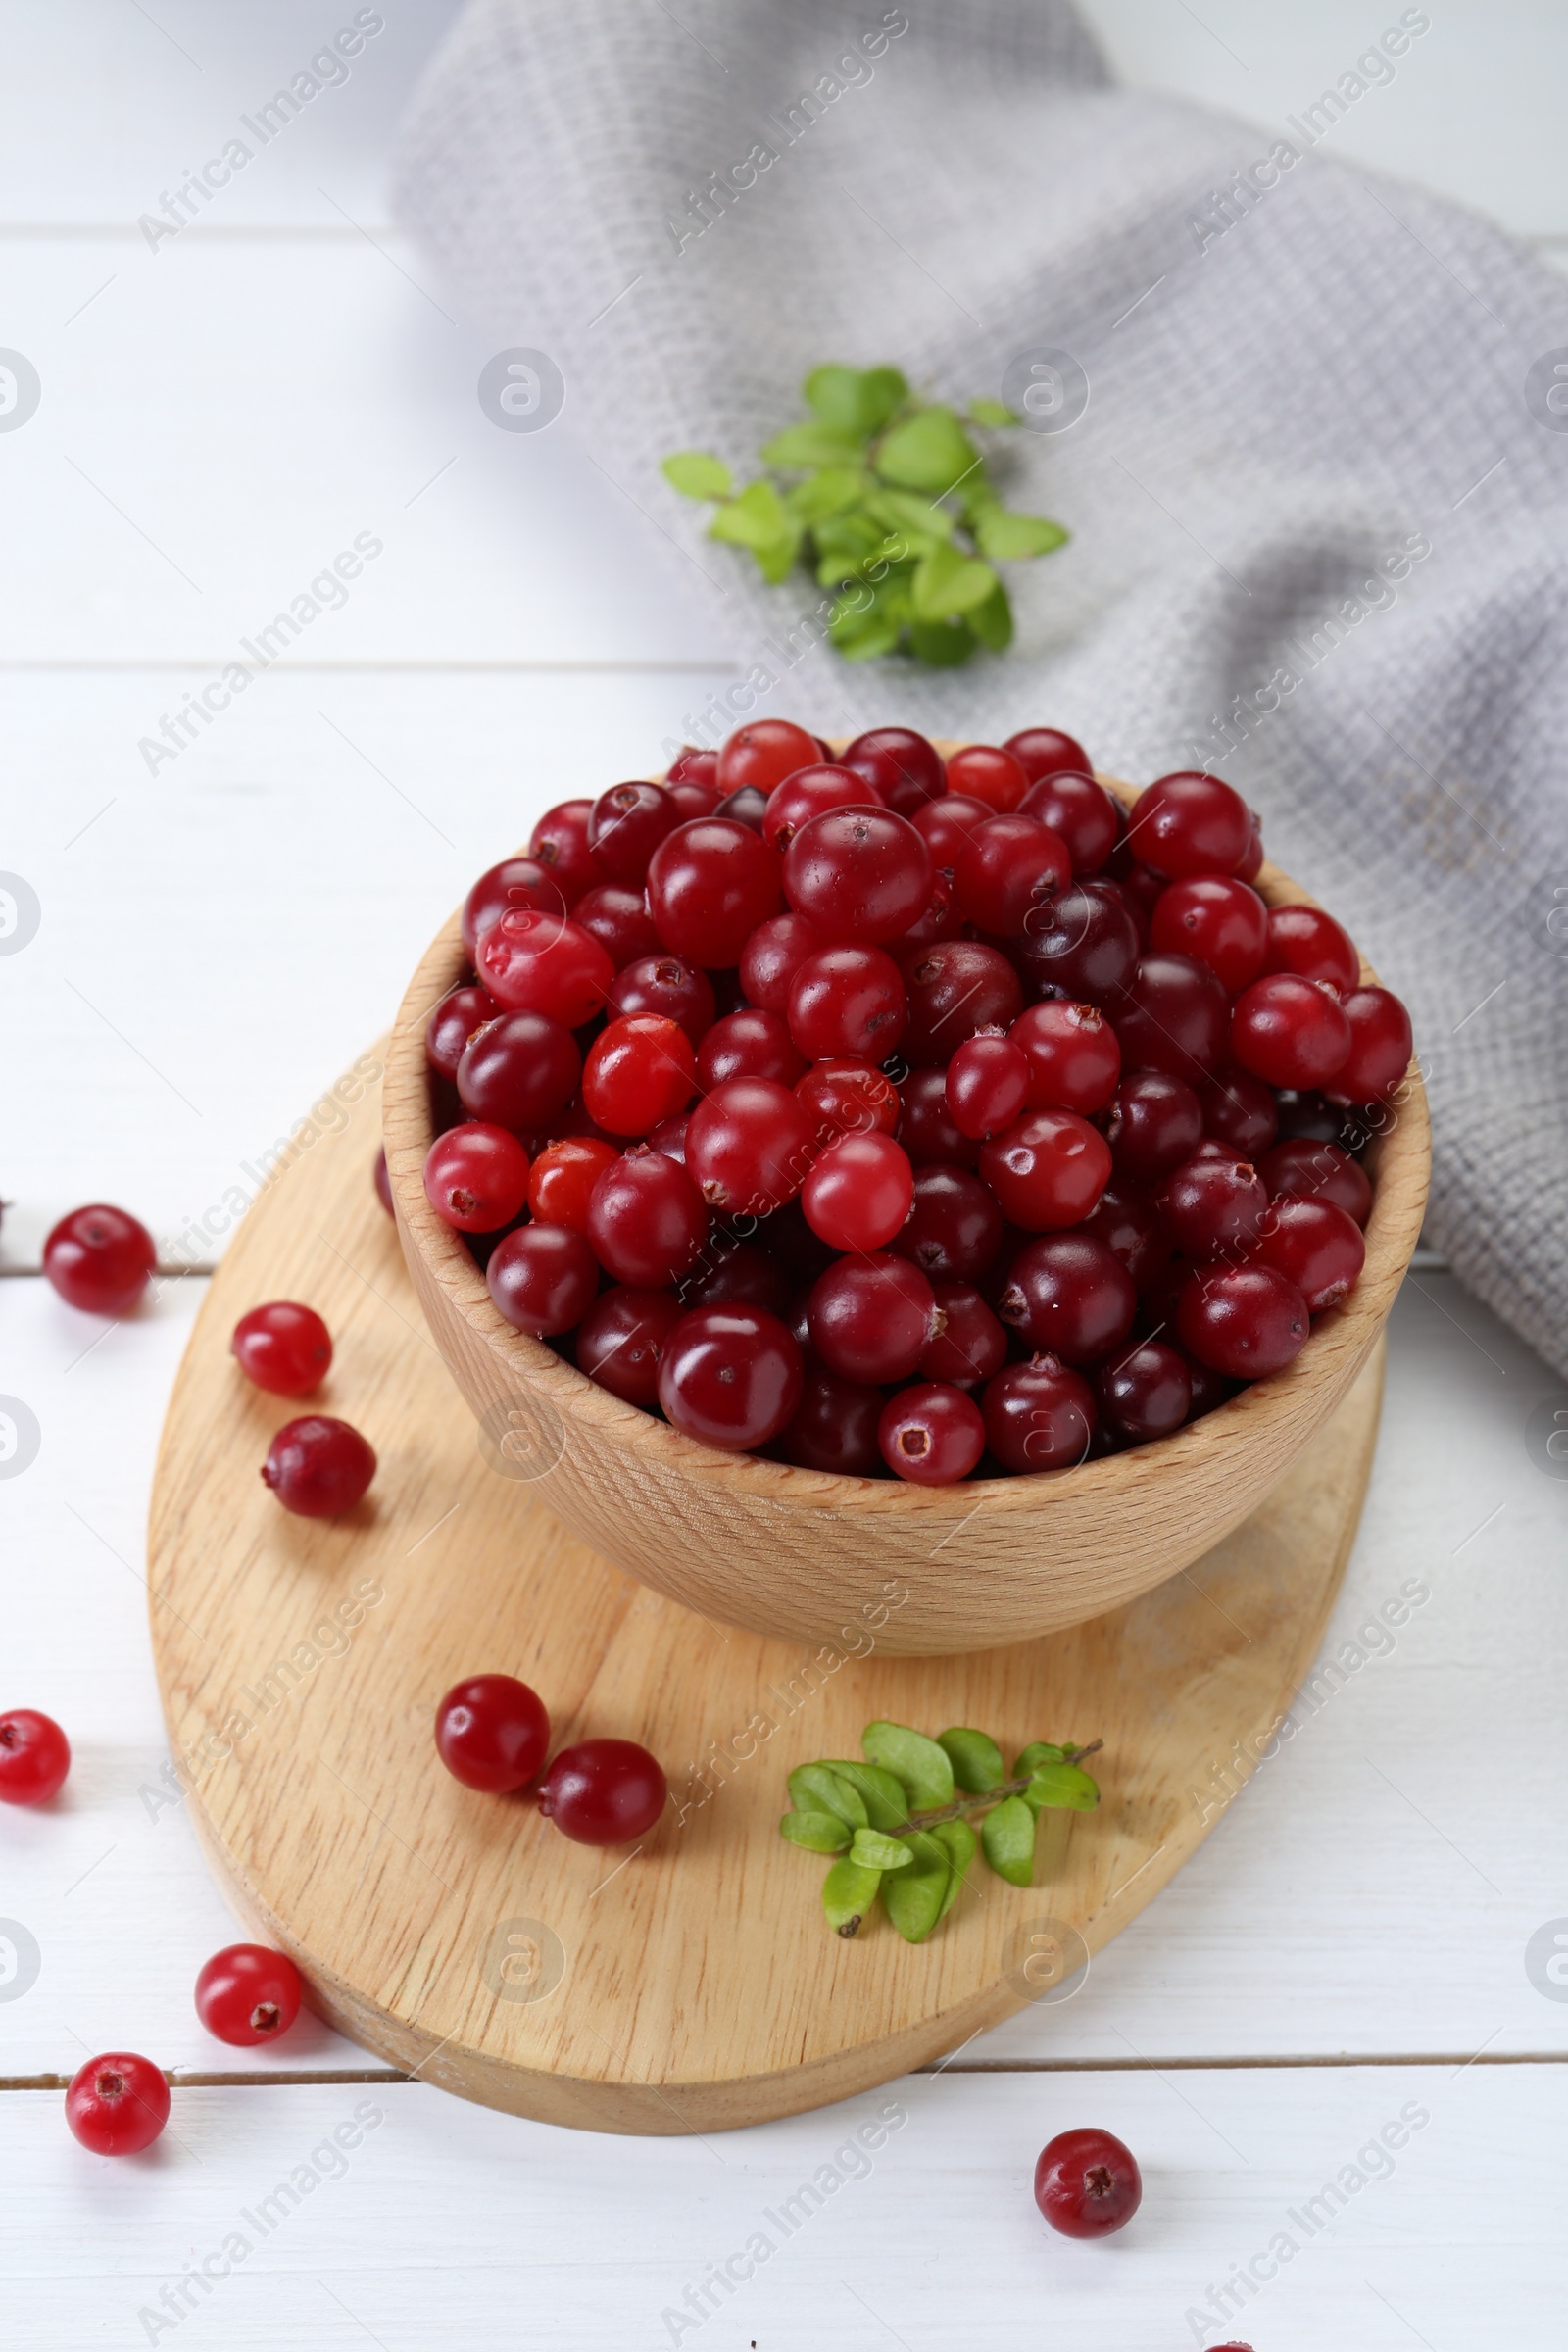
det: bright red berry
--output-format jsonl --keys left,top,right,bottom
{"left": 587, "top": 1148, "right": 708, "bottom": 1287}
{"left": 739, "top": 910, "right": 825, "bottom": 1011}
{"left": 697, "top": 1006, "right": 808, "bottom": 1092}
{"left": 230, "top": 1301, "right": 332, "bottom": 1396}
{"left": 901, "top": 941, "right": 1022, "bottom": 1063}
{"left": 795, "top": 1058, "right": 901, "bottom": 1149}
{"left": 435, "top": 1674, "right": 551, "bottom": 1793}
{"left": 1126, "top": 770, "right": 1252, "bottom": 879}
{"left": 582, "top": 1013, "right": 697, "bottom": 1136}
{"left": 487, "top": 1223, "right": 600, "bottom": 1336}
{"left": 1003, "top": 725, "right": 1093, "bottom": 787}
{"left": 978, "top": 1108, "right": 1111, "bottom": 1231}
{"left": 423, "top": 1122, "right": 530, "bottom": 1232}
{"left": 658, "top": 1304, "right": 804, "bottom": 1449}
{"left": 1016, "top": 769, "right": 1121, "bottom": 874}
{"left": 648, "top": 818, "right": 783, "bottom": 967}
{"left": 0, "top": 1708, "right": 71, "bottom": 1804}
{"left": 788, "top": 944, "right": 906, "bottom": 1062}
{"left": 1010, "top": 1001, "right": 1121, "bottom": 1116}
{"left": 462, "top": 858, "right": 560, "bottom": 952}
{"left": 1328, "top": 985, "right": 1413, "bottom": 1103}
{"left": 801, "top": 1132, "right": 913, "bottom": 1252}
{"left": 43, "top": 1204, "right": 156, "bottom": 1317}
{"left": 526, "top": 1135, "right": 619, "bottom": 1233}
{"left": 194, "top": 1943, "right": 304, "bottom": 2045}
{"left": 686, "top": 1077, "right": 815, "bottom": 1215}
{"left": 1252, "top": 1195, "right": 1366, "bottom": 1311}
{"left": 1176, "top": 1263, "right": 1309, "bottom": 1379}
{"left": 426, "top": 982, "right": 503, "bottom": 1078}
{"left": 65, "top": 2053, "right": 170, "bottom": 2156}
{"left": 1150, "top": 875, "right": 1269, "bottom": 993}
{"left": 783, "top": 808, "right": 932, "bottom": 945}
{"left": 475, "top": 908, "right": 613, "bottom": 1026}
{"left": 456, "top": 1009, "right": 580, "bottom": 1133}
{"left": 1156, "top": 1152, "right": 1269, "bottom": 1260}
{"left": 716, "top": 718, "right": 819, "bottom": 799}
{"left": 261, "top": 1415, "right": 375, "bottom": 1517}
{"left": 539, "top": 1738, "right": 667, "bottom": 1844}
{"left": 945, "top": 1031, "right": 1030, "bottom": 1140}
{"left": 878, "top": 1383, "right": 985, "bottom": 1484}
{"left": 807, "top": 1253, "right": 938, "bottom": 1384}
{"left": 1231, "top": 973, "right": 1352, "bottom": 1090}
{"left": 528, "top": 800, "right": 598, "bottom": 905}
{"left": 1264, "top": 903, "right": 1359, "bottom": 994}
{"left": 955, "top": 813, "right": 1071, "bottom": 934}
{"left": 1034, "top": 2126, "right": 1142, "bottom": 2237}
{"left": 944, "top": 742, "right": 1029, "bottom": 812}
{"left": 1017, "top": 881, "right": 1140, "bottom": 1004}
{"left": 762, "top": 762, "right": 880, "bottom": 852}
{"left": 572, "top": 883, "right": 662, "bottom": 969}
{"left": 841, "top": 726, "right": 946, "bottom": 815}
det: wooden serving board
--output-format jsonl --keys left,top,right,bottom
{"left": 148, "top": 1054, "right": 1384, "bottom": 2134}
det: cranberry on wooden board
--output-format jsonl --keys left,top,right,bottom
{"left": 487, "top": 1224, "right": 600, "bottom": 1336}
{"left": 983, "top": 1355, "right": 1096, "bottom": 1473}
{"left": 539, "top": 1739, "right": 667, "bottom": 1844}
{"left": 1257, "top": 1137, "right": 1373, "bottom": 1226}
{"left": 43, "top": 1204, "right": 156, "bottom": 1317}
{"left": 194, "top": 1943, "right": 304, "bottom": 2045}
{"left": 457, "top": 1009, "right": 580, "bottom": 1133}
{"left": 878, "top": 1383, "right": 985, "bottom": 1485}
{"left": 462, "top": 857, "right": 560, "bottom": 952}
{"left": 435, "top": 1675, "right": 551, "bottom": 1793}
{"left": 841, "top": 725, "right": 946, "bottom": 814}
{"left": 261, "top": 1416, "right": 375, "bottom": 1517}
{"left": 647, "top": 818, "right": 783, "bottom": 968}
{"left": 528, "top": 800, "right": 597, "bottom": 905}
{"left": 778, "top": 1370, "right": 886, "bottom": 1475}
{"left": 0, "top": 1708, "right": 71, "bottom": 1805}
{"left": 65, "top": 2054, "right": 170, "bottom": 2156}
{"left": 609, "top": 954, "right": 715, "bottom": 1048}
{"left": 1033, "top": 2126, "right": 1143, "bottom": 2238}
{"left": 657, "top": 1304, "right": 803, "bottom": 1450}
{"left": 577, "top": 1287, "right": 684, "bottom": 1405}
{"left": 231, "top": 1301, "right": 332, "bottom": 1396}
{"left": 807, "top": 1254, "right": 938, "bottom": 1384}
{"left": 426, "top": 982, "right": 502, "bottom": 1079}
{"left": 788, "top": 944, "right": 906, "bottom": 1062}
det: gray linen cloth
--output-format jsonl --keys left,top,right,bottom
{"left": 396, "top": 0, "right": 1568, "bottom": 1382}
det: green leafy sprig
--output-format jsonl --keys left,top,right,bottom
{"left": 662, "top": 365, "right": 1069, "bottom": 668}
{"left": 780, "top": 1721, "right": 1102, "bottom": 1944}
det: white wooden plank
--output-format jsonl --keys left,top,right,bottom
{"left": 4, "top": 1266, "right": 1565, "bottom": 2078}
{"left": 0, "top": 2068, "right": 1560, "bottom": 2346}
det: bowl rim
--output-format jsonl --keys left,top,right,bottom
{"left": 384, "top": 765, "right": 1430, "bottom": 1521}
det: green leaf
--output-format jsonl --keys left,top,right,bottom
{"left": 874, "top": 405, "right": 978, "bottom": 495}
{"left": 981, "top": 1793, "right": 1037, "bottom": 1886}
{"left": 760, "top": 422, "right": 866, "bottom": 468}
{"left": 969, "top": 579, "right": 1014, "bottom": 654}
{"left": 788, "top": 1763, "right": 869, "bottom": 1829}
{"left": 881, "top": 1829, "right": 950, "bottom": 1942}
{"left": 938, "top": 1728, "right": 1005, "bottom": 1793}
{"left": 780, "top": 1809, "right": 851, "bottom": 1854}
{"left": 835, "top": 612, "right": 905, "bottom": 662}
{"left": 786, "top": 467, "right": 865, "bottom": 526}
{"left": 823, "top": 1760, "right": 909, "bottom": 1832}
{"left": 931, "top": 1818, "right": 978, "bottom": 1919}
{"left": 862, "top": 1722, "right": 954, "bottom": 1810}
{"left": 907, "top": 615, "right": 976, "bottom": 666}
{"left": 911, "top": 544, "right": 999, "bottom": 622}
{"left": 968, "top": 396, "right": 1019, "bottom": 428}
{"left": 662, "top": 450, "right": 733, "bottom": 500}
{"left": 822, "top": 1856, "right": 882, "bottom": 1937}
{"left": 862, "top": 488, "right": 956, "bottom": 546}
{"left": 1024, "top": 1762, "right": 1101, "bottom": 1812}
{"left": 752, "top": 533, "right": 801, "bottom": 585}
{"left": 805, "top": 363, "right": 908, "bottom": 437}
{"left": 850, "top": 1828, "right": 915, "bottom": 1872}
{"left": 1014, "top": 1742, "right": 1066, "bottom": 1776}
{"left": 973, "top": 507, "right": 1070, "bottom": 562}
{"left": 708, "top": 479, "right": 794, "bottom": 551}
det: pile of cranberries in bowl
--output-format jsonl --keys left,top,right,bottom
{"left": 417, "top": 719, "right": 1412, "bottom": 1488}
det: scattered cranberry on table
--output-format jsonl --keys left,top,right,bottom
{"left": 1033, "top": 2125, "right": 1143, "bottom": 2237}
{"left": 0, "top": 1707, "right": 71, "bottom": 1804}
{"left": 538, "top": 1738, "right": 667, "bottom": 1845}
{"left": 260, "top": 1415, "right": 376, "bottom": 1517}
{"left": 194, "top": 1942, "right": 304, "bottom": 2045}
{"left": 43, "top": 1203, "right": 156, "bottom": 1316}
{"left": 422, "top": 723, "right": 1413, "bottom": 1483}
{"left": 65, "top": 2052, "right": 170, "bottom": 2156}
{"left": 435, "top": 1674, "right": 552, "bottom": 1793}
{"left": 230, "top": 1301, "right": 332, "bottom": 1396}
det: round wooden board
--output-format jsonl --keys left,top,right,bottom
{"left": 149, "top": 1053, "right": 1384, "bottom": 2135}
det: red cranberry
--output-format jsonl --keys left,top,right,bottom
{"left": 648, "top": 818, "right": 782, "bottom": 967}
{"left": 457, "top": 1009, "right": 580, "bottom": 1132}
{"left": 912, "top": 791, "right": 993, "bottom": 869}
{"left": 762, "top": 762, "right": 881, "bottom": 853}
{"left": 1150, "top": 875, "right": 1268, "bottom": 993}
{"left": 476, "top": 908, "right": 613, "bottom": 1027}
{"left": 1004, "top": 724, "right": 1093, "bottom": 786}
{"left": 1183, "top": 1351, "right": 1235, "bottom": 1420}
{"left": 65, "top": 2053, "right": 170, "bottom": 2156}
{"left": 1017, "top": 880, "right": 1141, "bottom": 1004}
{"left": 1096, "top": 1340, "right": 1192, "bottom": 1443}
{"left": 778, "top": 1371, "right": 884, "bottom": 1475}
{"left": 739, "top": 910, "right": 824, "bottom": 1010}
{"left": 1257, "top": 1137, "right": 1372, "bottom": 1226}
{"left": 807, "top": 1254, "right": 938, "bottom": 1384}
{"left": 1011, "top": 1000, "right": 1120, "bottom": 1115}
{"left": 879, "top": 1382, "right": 985, "bottom": 1485}
{"left": 686, "top": 1077, "right": 814, "bottom": 1215}
{"left": 609, "top": 954, "right": 715, "bottom": 1047}
{"left": 698, "top": 1006, "right": 807, "bottom": 1092}
{"left": 1264, "top": 903, "right": 1359, "bottom": 994}
{"left": 649, "top": 1113, "right": 689, "bottom": 1164}
{"left": 487, "top": 1223, "right": 600, "bottom": 1336}
{"left": 1156, "top": 1152, "right": 1269, "bottom": 1260}
{"left": 576, "top": 1286, "right": 683, "bottom": 1404}
{"left": 426, "top": 983, "right": 503, "bottom": 1079}
{"left": 902, "top": 941, "right": 1022, "bottom": 1063}
{"left": 945, "top": 742, "right": 1029, "bottom": 812}
{"left": 997, "top": 1235, "right": 1136, "bottom": 1365}
{"left": 1177, "top": 1262, "right": 1309, "bottom": 1378}
{"left": 528, "top": 800, "right": 597, "bottom": 905}
{"left": 587, "top": 1148, "right": 707, "bottom": 1287}
{"left": 841, "top": 726, "right": 946, "bottom": 815}
{"left": 1126, "top": 770, "right": 1253, "bottom": 879}
{"left": 587, "top": 779, "right": 679, "bottom": 885}
{"left": 540, "top": 1737, "right": 666, "bottom": 1844}
{"left": 43, "top": 1204, "right": 156, "bottom": 1317}
{"left": 801, "top": 1132, "right": 913, "bottom": 1252}
{"left": 1083, "top": 1182, "right": 1172, "bottom": 1293}
{"left": 663, "top": 744, "right": 720, "bottom": 813}
{"left": 1328, "top": 986, "right": 1413, "bottom": 1103}
{"left": 796, "top": 1058, "right": 901, "bottom": 1148}
{"left": 194, "top": 1942, "right": 304, "bottom": 2045}
{"left": 434, "top": 1673, "right": 551, "bottom": 1793}
{"left": 897, "top": 1065, "right": 979, "bottom": 1168}
{"left": 920, "top": 1283, "right": 1006, "bottom": 1387}
{"left": 1253, "top": 1195, "right": 1366, "bottom": 1311}
{"left": 1034, "top": 2126, "right": 1142, "bottom": 2237}
{"left": 983, "top": 1354, "right": 1096, "bottom": 1472}
{"left": 679, "top": 1241, "right": 792, "bottom": 1319}
{"left": 0, "top": 1708, "right": 71, "bottom": 1805}
{"left": 889, "top": 867, "right": 963, "bottom": 952}
{"left": 1017, "top": 770, "right": 1121, "bottom": 873}
{"left": 716, "top": 718, "right": 819, "bottom": 799}
{"left": 788, "top": 944, "right": 906, "bottom": 1062}
{"left": 658, "top": 1303, "right": 803, "bottom": 1449}
{"left": 782, "top": 807, "right": 932, "bottom": 945}
{"left": 462, "top": 857, "right": 560, "bottom": 951}
{"left": 526, "top": 1136, "right": 618, "bottom": 1232}
{"left": 261, "top": 1415, "right": 375, "bottom": 1517}
{"left": 1231, "top": 973, "right": 1352, "bottom": 1090}
{"left": 231, "top": 1301, "right": 331, "bottom": 1396}
{"left": 1113, "top": 953, "right": 1230, "bottom": 1083}
{"left": 947, "top": 1031, "right": 1031, "bottom": 1141}
{"left": 1106, "top": 843, "right": 1164, "bottom": 930}
{"left": 423, "top": 1122, "right": 530, "bottom": 1232}
{"left": 1200, "top": 1069, "right": 1278, "bottom": 1158}
{"left": 891, "top": 1164, "right": 1004, "bottom": 1284}
{"left": 979, "top": 1109, "right": 1111, "bottom": 1231}
{"left": 582, "top": 1014, "right": 696, "bottom": 1136}
{"left": 572, "top": 883, "right": 662, "bottom": 968}
{"left": 955, "top": 812, "right": 1071, "bottom": 934}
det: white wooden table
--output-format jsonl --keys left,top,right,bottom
{"left": 3, "top": 8, "right": 1565, "bottom": 2343}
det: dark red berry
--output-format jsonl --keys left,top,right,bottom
{"left": 0, "top": 1708, "right": 71, "bottom": 1805}
{"left": 1017, "top": 878, "right": 1141, "bottom": 1005}
{"left": 1257, "top": 1137, "right": 1372, "bottom": 1227}
{"left": 679, "top": 1241, "right": 792, "bottom": 1319}
{"left": 1264, "top": 903, "right": 1359, "bottom": 994}
{"left": 526, "top": 1136, "right": 618, "bottom": 1232}
{"left": 1011, "top": 1000, "right": 1121, "bottom": 1115}
{"left": 1328, "top": 986, "right": 1412, "bottom": 1103}
{"left": 979, "top": 1109, "right": 1110, "bottom": 1231}
{"left": 902, "top": 941, "right": 1022, "bottom": 1064}
{"left": 1096, "top": 1340, "right": 1192, "bottom": 1442}
{"left": 920, "top": 1283, "right": 1006, "bottom": 1387}
{"left": 801, "top": 1132, "right": 913, "bottom": 1252}
{"left": 807, "top": 1254, "right": 938, "bottom": 1384}
{"left": 1016, "top": 770, "right": 1121, "bottom": 874}
{"left": 457, "top": 1009, "right": 580, "bottom": 1133}
{"left": 1231, "top": 973, "right": 1352, "bottom": 1090}
{"left": 698, "top": 1006, "right": 808, "bottom": 1092}
{"left": 997, "top": 1235, "right": 1136, "bottom": 1364}
{"left": 1176, "top": 1263, "right": 1309, "bottom": 1379}
{"left": 577, "top": 1286, "right": 684, "bottom": 1404}
{"left": 587, "top": 1148, "right": 707, "bottom": 1287}
{"left": 43, "top": 1204, "right": 156, "bottom": 1317}
{"left": 945, "top": 1031, "right": 1030, "bottom": 1140}
{"left": 230, "top": 1301, "right": 332, "bottom": 1396}
{"left": 897, "top": 1066, "right": 979, "bottom": 1169}
{"left": 944, "top": 742, "right": 1028, "bottom": 812}
{"left": 788, "top": 944, "right": 906, "bottom": 1063}
{"left": 572, "top": 883, "right": 662, "bottom": 969}
{"left": 782, "top": 807, "right": 932, "bottom": 945}
{"left": 1252, "top": 1195, "right": 1366, "bottom": 1312}
{"left": 65, "top": 2053, "right": 170, "bottom": 2156}
{"left": 462, "top": 857, "right": 560, "bottom": 952}
{"left": 1034, "top": 2126, "right": 1142, "bottom": 2237}
{"left": 528, "top": 800, "right": 597, "bottom": 905}
{"left": 434, "top": 1673, "right": 551, "bottom": 1793}
{"left": 686, "top": 1078, "right": 814, "bottom": 1216}
{"left": 891, "top": 1165, "right": 1004, "bottom": 1284}
{"left": 955, "top": 812, "right": 1071, "bottom": 934}
{"left": 261, "top": 1416, "right": 375, "bottom": 1517}
{"left": 983, "top": 1354, "right": 1096, "bottom": 1472}
{"left": 648, "top": 818, "right": 783, "bottom": 968}
{"left": 588, "top": 779, "right": 680, "bottom": 885}
{"left": 194, "top": 1943, "right": 304, "bottom": 2045}
{"left": 778, "top": 1371, "right": 885, "bottom": 1475}
{"left": 879, "top": 1383, "right": 985, "bottom": 1485}
{"left": 1126, "top": 770, "right": 1252, "bottom": 879}
{"left": 487, "top": 1223, "right": 600, "bottom": 1336}
{"left": 841, "top": 726, "right": 946, "bottom": 815}
{"left": 658, "top": 1304, "right": 803, "bottom": 1450}
{"left": 1113, "top": 953, "right": 1230, "bottom": 1084}
{"left": 609, "top": 954, "right": 715, "bottom": 1047}
{"left": 539, "top": 1737, "right": 667, "bottom": 1844}
{"left": 476, "top": 908, "right": 613, "bottom": 1027}
{"left": 1199, "top": 1070, "right": 1278, "bottom": 1159}
{"left": 739, "top": 910, "right": 824, "bottom": 1011}
{"left": 423, "top": 1122, "right": 530, "bottom": 1232}
{"left": 716, "top": 718, "right": 819, "bottom": 800}
{"left": 1156, "top": 1152, "right": 1269, "bottom": 1260}
{"left": 663, "top": 745, "right": 720, "bottom": 814}
{"left": 582, "top": 1014, "right": 697, "bottom": 1136}
{"left": 1083, "top": 1183, "right": 1172, "bottom": 1293}
{"left": 426, "top": 983, "right": 503, "bottom": 1079}
{"left": 1150, "top": 875, "right": 1268, "bottom": 993}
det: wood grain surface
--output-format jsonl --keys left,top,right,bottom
{"left": 148, "top": 1051, "right": 1385, "bottom": 2133}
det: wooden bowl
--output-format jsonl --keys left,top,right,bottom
{"left": 384, "top": 769, "right": 1429, "bottom": 1656}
